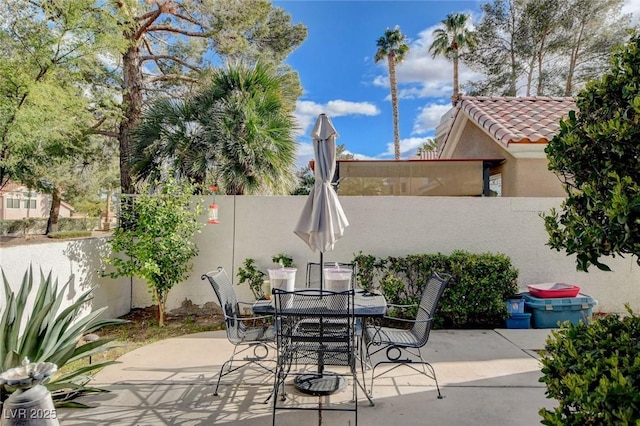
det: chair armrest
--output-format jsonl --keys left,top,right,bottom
{"left": 385, "top": 303, "right": 418, "bottom": 309}
{"left": 380, "top": 314, "right": 433, "bottom": 325}
{"left": 377, "top": 306, "right": 431, "bottom": 325}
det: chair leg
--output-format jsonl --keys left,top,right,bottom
{"left": 214, "top": 344, "right": 277, "bottom": 398}
{"left": 367, "top": 345, "right": 444, "bottom": 400}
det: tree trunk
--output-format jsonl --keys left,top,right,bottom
{"left": 46, "top": 186, "right": 62, "bottom": 235}
{"left": 119, "top": 42, "right": 144, "bottom": 195}
{"left": 387, "top": 54, "right": 401, "bottom": 160}
{"left": 154, "top": 287, "right": 166, "bottom": 327}
{"left": 452, "top": 51, "right": 460, "bottom": 105}
{"left": 537, "top": 34, "right": 548, "bottom": 96}
{"left": 565, "top": 21, "right": 585, "bottom": 96}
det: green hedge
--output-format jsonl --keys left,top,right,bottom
{"left": 539, "top": 310, "right": 640, "bottom": 425}
{"left": 353, "top": 250, "right": 519, "bottom": 328}
{"left": 0, "top": 217, "right": 99, "bottom": 236}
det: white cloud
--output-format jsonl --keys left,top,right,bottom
{"left": 371, "top": 21, "right": 484, "bottom": 101}
{"left": 293, "top": 99, "right": 381, "bottom": 167}
{"left": 294, "top": 99, "right": 380, "bottom": 137}
{"left": 412, "top": 102, "right": 453, "bottom": 135}
{"left": 623, "top": 0, "right": 640, "bottom": 24}
{"left": 378, "top": 136, "right": 435, "bottom": 159}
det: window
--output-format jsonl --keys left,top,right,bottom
{"left": 6, "top": 198, "right": 20, "bottom": 208}
{"left": 23, "top": 199, "right": 36, "bottom": 209}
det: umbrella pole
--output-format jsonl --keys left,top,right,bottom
{"left": 319, "top": 251, "right": 324, "bottom": 291}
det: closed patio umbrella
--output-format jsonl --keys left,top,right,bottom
{"left": 294, "top": 113, "right": 349, "bottom": 289}
{"left": 292, "top": 113, "right": 350, "bottom": 396}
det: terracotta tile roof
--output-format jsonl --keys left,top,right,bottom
{"left": 0, "top": 181, "right": 23, "bottom": 193}
{"left": 458, "top": 96, "right": 576, "bottom": 147}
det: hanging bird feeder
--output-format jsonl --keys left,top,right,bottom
{"left": 208, "top": 185, "right": 220, "bottom": 224}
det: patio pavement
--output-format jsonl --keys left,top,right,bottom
{"left": 57, "top": 328, "right": 557, "bottom": 425}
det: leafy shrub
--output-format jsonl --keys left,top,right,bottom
{"left": 47, "top": 230, "right": 92, "bottom": 239}
{"left": 0, "top": 218, "right": 98, "bottom": 236}
{"left": 271, "top": 253, "right": 294, "bottom": 267}
{"left": 0, "top": 266, "right": 127, "bottom": 406}
{"left": 539, "top": 309, "right": 640, "bottom": 425}
{"left": 352, "top": 250, "right": 519, "bottom": 328}
{"left": 237, "top": 258, "right": 266, "bottom": 300}
{"left": 105, "top": 177, "right": 203, "bottom": 326}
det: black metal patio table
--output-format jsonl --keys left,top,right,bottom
{"left": 252, "top": 289, "right": 387, "bottom": 318}
{"left": 254, "top": 289, "right": 386, "bottom": 408}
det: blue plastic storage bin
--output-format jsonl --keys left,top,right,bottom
{"left": 506, "top": 298, "right": 525, "bottom": 314}
{"left": 522, "top": 292, "right": 597, "bottom": 328}
{"left": 505, "top": 312, "right": 531, "bottom": 329}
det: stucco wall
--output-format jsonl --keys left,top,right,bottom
{"left": 161, "top": 196, "right": 639, "bottom": 315}
{"left": 512, "top": 158, "right": 566, "bottom": 197}
{"left": 2, "top": 196, "right": 639, "bottom": 318}
{"left": 1, "top": 238, "right": 133, "bottom": 319}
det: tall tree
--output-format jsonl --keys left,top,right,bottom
{"left": 522, "top": 0, "right": 565, "bottom": 96}
{"left": 429, "top": 13, "right": 477, "bottom": 105}
{"left": 557, "top": 0, "right": 629, "bottom": 96}
{"left": 108, "top": 0, "right": 306, "bottom": 194}
{"left": 374, "top": 26, "right": 409, "bottom": 160}
{"left": 543, "top": 32, "right": 640, "bottom": 272}
{"left": 464, "top": 0, "right": 630, "bottom": 97}
{"left": 464, "top": 0, "right": 526, "bottom": 96}
{"left": 132, "top": 61, "right": 298, "bottom": 195}
{"left": 0, "top": 0, "right": 122, "bottom": 233}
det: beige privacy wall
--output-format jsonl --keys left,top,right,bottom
{"left": 2, "top": 196, "right": 639, "bottom": 318}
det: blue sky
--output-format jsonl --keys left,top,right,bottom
{"left": 273, "top": 0, "right": 640, "bottom": 168}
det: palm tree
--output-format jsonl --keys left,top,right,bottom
{"left": 374, "top": 26, "right": 409, "bottom": 160}
{"left": 131, "top": 61, "right": 298, "bottom": 195}
{"left": 429, "top": 13, "right": 477, "bottom": 105}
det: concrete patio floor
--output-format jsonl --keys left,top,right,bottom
{"left": 57, "top": 328, "right": 557, "bottom": 425}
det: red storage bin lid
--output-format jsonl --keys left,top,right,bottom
{"left": 526, "top": 283, "right": 580, "bottom": 298}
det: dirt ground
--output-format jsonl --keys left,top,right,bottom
{"left": 123, "top": 299, "right": 224, "bottom": 328}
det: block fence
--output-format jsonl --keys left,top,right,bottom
{"left": 1, "top": 196, "right": 638, "bottom": 319}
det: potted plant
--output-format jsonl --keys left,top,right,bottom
{"left": 271, "top": 253, "right": 295, "bottom": 268}
{"left": 236, "top": 258, "right": 266, "bottom": 300}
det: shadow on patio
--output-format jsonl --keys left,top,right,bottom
{"left": 57, "top": 329, "right": 556, "bottom": 425}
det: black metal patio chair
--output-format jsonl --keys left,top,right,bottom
{"left": 201, "top": 267, "right": 276, "bottom": 400}
{"left": 364, "top": 271, "right": 452, "bottom": 398}
{"left": 305, "top": 261, "right": 356, "bottom": 288}
{"left": 272, "top": 287, "right": 359, "bottom": 425}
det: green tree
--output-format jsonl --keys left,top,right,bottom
{"left": 375, "top": 26, "right": 409, "bottom": 160}
{"left": 465, "top": 0, "right": 629, "bottom": 97}
{"left": 557, "top": 0, "right": 630, "bottom": 96}
{"left": 291, "top": 165, "right": 315, "bottom": 196}
{"left": 106, "top": 177, "right": 203, "bottom": 326}
{"left": 543, "top": 33, "right": 640, "bottom": 272}
{"left": 0, "top": 0, "right": 122, "bottom": 233}
{"left": 132, "top": 61, "right": 298, "bottom": 195}
{"left": 107, "top": 0, "right": 307, "bottom": 194}
{"left": 429, "top": 13, "right": 477, "bottom": 105}
{"left": 464, "top": 0, "right": 527, "bottom": 96}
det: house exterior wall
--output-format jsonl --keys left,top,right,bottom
{"left": 450, "top": 124, "right": 507, "bottom": 159}
{"left": 446, "top": 124, "right": 565, "bottom": 197}
{"left": 0, "top": 186, "right": 73, "bottom": 220}
{"left": 2, "top": 196, "right": 638, "bottom": 319}
{"left": 510, "top": 158, "right": 566, "bottom": 197}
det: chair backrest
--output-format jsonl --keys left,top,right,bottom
{"left": 201, "top": 267, "right": 241, "bottom": 341}
{"left": 412, "top": 271, "right": 452, "bottom": 346}
{"left": 273, "top": 288, "right": 356, "bottom": 366}
{"left": 306, "top": 262, "right": 356, "bottom": 288}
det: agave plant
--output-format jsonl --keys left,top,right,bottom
{"left": 0, "top": 266, "right": 127, "bottom": 405}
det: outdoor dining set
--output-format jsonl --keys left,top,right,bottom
{"left": 201, "top": 265, "right": 451, "bottom": 425}
{"left": 200, "top": 113, "right": 452, "bottom": 424}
